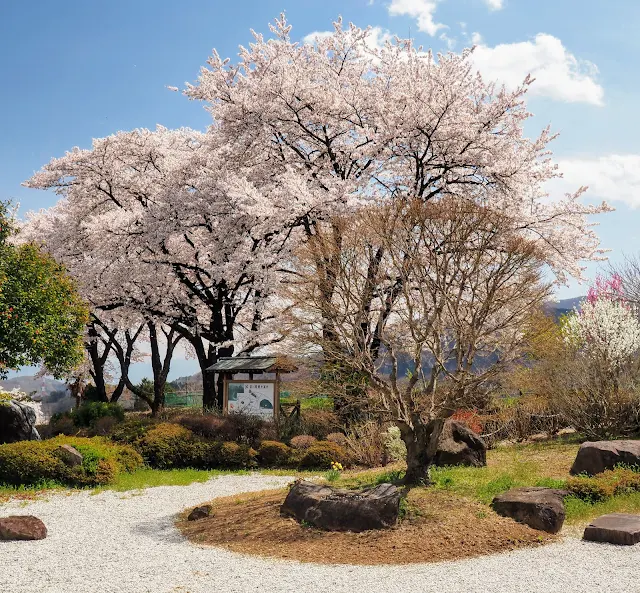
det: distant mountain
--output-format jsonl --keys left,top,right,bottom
{"left": 168, "top": 372, "right": 203, "bottom": 391}
{"left": 0, "top": 375, "right": 73, "bottom": 421}
{"left": 544, "top": 296, "right": 584, "bottom": 319}
{"left": 0, "top": 375, "right": 68, "bottom": 400}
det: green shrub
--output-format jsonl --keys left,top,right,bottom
{"left": 567, "top": 468, "right": 640, "bottom": 502}
{"left": 70, "top": 402, "right": 125, "bottom": 428}
{"left": 299, "top": 441, "right": 349, "bottom": 469}
{"left": 137, "top": 423, "right": 195, "bottom": 469}
{"left": 0, "top": 436, "right": 142, "bottom": 487}
{"left": 49, "top": 414, "right": 77, "bottom": 436}
{"left": 110, "top": 415, "right": 157, "bottom": 445}
{"left": 218, "top": 442, "right": 257, "bottom": 467}
{"left": 286, "top": 448, "right": 305, "bottom": 468}
{"left": 137, "top": 423, "right": 256, "bottom": 470}
{"left": 258, "top": 441, "right": 291, "bottom": 466}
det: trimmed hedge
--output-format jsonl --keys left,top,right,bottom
{"left": 299, "top": 441, "right": 349, "bottom": 469}
{"left": 0, "top": 436, "right": 142, "bottom": 487}
{"left": 136, "top": 423, "right": 256, "bottom": 469}
{"left": 258, "top": 440, "right": 292, "bottom": 466}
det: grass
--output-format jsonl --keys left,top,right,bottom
{"left": 0, "top": 465, "right": 318, "bottom": 502}
{"left": 331, "top": 439, "right": 640, "bottom": 526}
{"left": 0, "top": 480, "right": 68, "bottom": 503}
{"left": 333, "top": 439, "right": 640, "bottom": 526}
{"left": 100, "top": 468, "right": 250, "bottom": 491}
{"left": 563, "top": 492, "right": 640, "bottom": 524}
{"left": 280, "top": 395, "right": 333, "bottom": 411}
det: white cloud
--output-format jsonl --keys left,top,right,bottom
{"left": 302, "top": 27, "right": 393, "bottom": 52}
{"left": 484, "top": 0, "right": 504, "bottom": 10}
{"left": 470, "top": 33, "right": 604, "bottom": 105}
{"left": 302, "top": 30, "right": 334, "bottom": 45}
{"left": 554, "top": 155, "right": 640, "bottom": 208}
{"left": 388, "top": 0, "right": 444, "bottom": 36}
{"left": 440, "top": 32, "right": 456, "bottom": 49}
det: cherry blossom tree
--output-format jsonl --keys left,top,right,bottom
{"left": 556, "top": 275, "right": 640, "bottom": 438}
{"left": 24, "top": 127, "right": 303, "bottom": 408}
{"left": 563, "top": 275, "right": 640, "bottom": 370}
{"left": 187, "top": 16, "right": 609, "bottom": 282}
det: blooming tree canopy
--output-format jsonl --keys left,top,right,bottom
{"left": 187, "top": 15, "right": 610, "bottom": 281}
{"left": 563, "top": 275, "right": 640, "bottom": 368}
{"left": 24, "top": 127, "right": 310, "bottom": 407}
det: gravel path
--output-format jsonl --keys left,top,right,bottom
{"left": 1, "top": 474, "right": 640, "bottom": 593}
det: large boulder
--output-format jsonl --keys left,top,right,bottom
{"left": 281, "top": 480, "right": 401, "bottom": 532}
{"left": 492, "top": 487, "right": 569, "bottom": 533}
{"left": 0, "top": 400, "right": 40, "bottom": 444}
{"left": 570, "top": 441, "right": 640, "bottom": 476}
{"left": 434, "top": 420, "right": 486, "bottom": 468}
{"left": 0, "top": 516, "right": 47, "bottom": 541}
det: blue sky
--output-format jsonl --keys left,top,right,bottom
{"left": 2, "top": 0, "right": 639, "bottom": 380}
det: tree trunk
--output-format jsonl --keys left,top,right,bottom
{"left": 202, "top": 365, "right": 219, "bottom": 411}
{"left": 399, "top": 418, "right": 445, "bottom": 485}
{"left": 147, "top": 322, "right": 180, "bottom": 417}
{"left": 111, "top": 325, "right": 144, "bottom": 403}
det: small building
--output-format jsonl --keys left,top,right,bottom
{"left": 206, "top": 356, "right": 297, "bottom": 420}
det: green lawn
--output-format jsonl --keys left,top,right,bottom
{"left": 0, "top": 466, "right": 314, "bottom": 502}
{"left": 332, "top": 439, "right": 640, "bottom": 526}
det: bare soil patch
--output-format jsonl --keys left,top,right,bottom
{"left": 177, "top": 487, "right": 556, "bottom": 565}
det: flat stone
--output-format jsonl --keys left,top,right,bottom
{"left": 187, "top": 505, "right": 212, "bottom": 521}
{"left": 0, "top": 516, "right": 47, "bottom": 540}
{"left": 583, "top": 513, "right": 640, "bottom": 545}
{"left": 56, "top": 444, "right": 83, "bottom": 467}
{"left": 492, "top": 487, "right": 569, "bottom": 533}
{"left": 281, "top": 480, "right": 401, "bottom": 532}
{"left": 570, "top": 441, "right": 640, "bottom": 476}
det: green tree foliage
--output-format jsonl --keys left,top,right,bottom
{"left": 0, "top": 203, "right": 88, "bottom": 377}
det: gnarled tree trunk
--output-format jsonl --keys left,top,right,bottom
{"left": 398, "top": 418, "right": 445, "bottom": 485}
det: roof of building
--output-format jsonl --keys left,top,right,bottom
{"left": 205, "top": 356, "right": 297, "bottom": 373}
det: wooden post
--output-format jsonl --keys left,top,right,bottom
{"left": 275, "top": 370, "right": 281, "bottom": 438}
{"left": 222, "top": 373, "right": 230, "bottom": 415}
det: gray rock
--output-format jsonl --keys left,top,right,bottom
{"left": 492, "top": 487, "right": 569, "bottom": 533}
{"left": 0, "top": 516, "right": 47, "bottom": 541}
{"left": 56, "top": 444, "right": 83, "bottom": 467}
{"left": 187, "top": 505, "right": 212, "bottom": 521}
{"left": 583, "top": 513, "right": 640, "bottom": 545}
{"left": 280, "top": 479, "right": 401, "bottom": 532}
{"left": 0, "top": 400, "right": 41, "bottom": 444}
{"left": 435, "top": 420, "right": 486, "bottom": 468}
{"left": 570, "top": 440, "right": 640, "bottom": 476}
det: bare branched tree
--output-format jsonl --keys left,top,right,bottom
{"left": 287, "top": 198, "right": 552, "bottom": 484}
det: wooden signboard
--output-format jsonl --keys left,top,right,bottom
{"left": 223, "top": 379, "right": 280, "bottom": 421}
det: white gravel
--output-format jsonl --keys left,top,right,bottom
{"left": 1, "top": 474, "right": 640, "bottom": 593}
